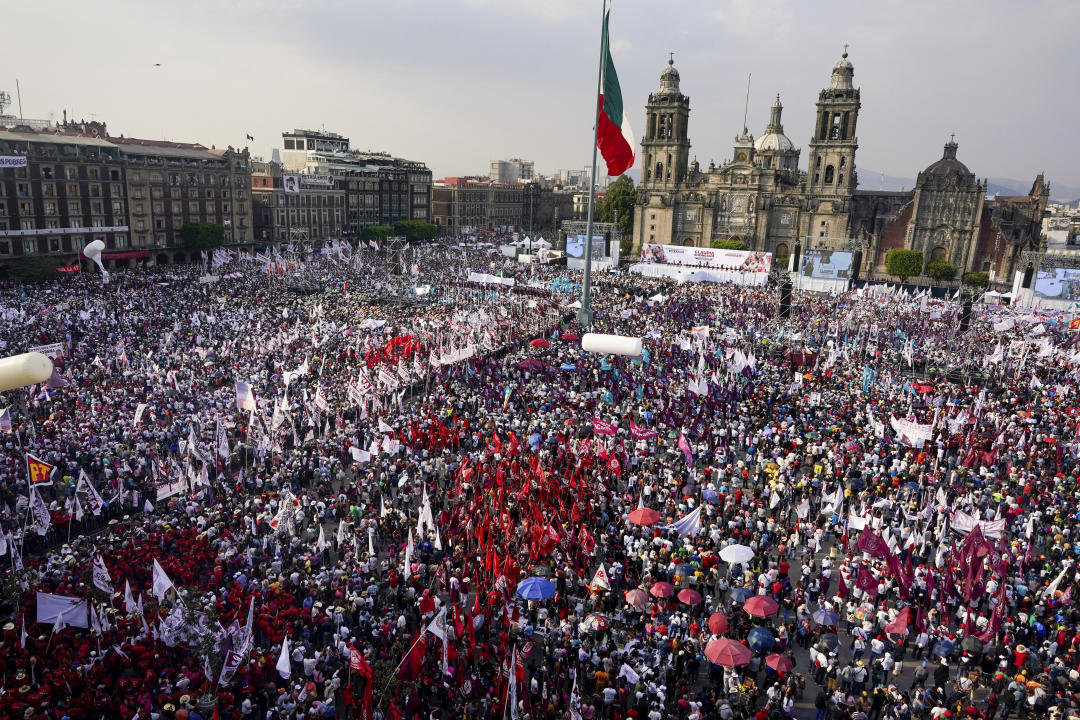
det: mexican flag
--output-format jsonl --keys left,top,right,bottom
{"left": 596, "top": 11, "right": 635, "bottom": 177}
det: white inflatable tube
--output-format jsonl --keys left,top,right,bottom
{"left": 581, "top": 333, "right": 643, "bottom": 357}
{"left": 0, "top": 352, "right": 54, "bottom": 392}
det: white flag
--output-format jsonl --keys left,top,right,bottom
{"left": 151, "top": 558, "right": 174, "bottom": 601}
{"left": 276, "top": 637, "right": 292, "bottom": 679}
{"left": 235, "top": 380, "right": 257, "bottom": 412}
{"left": 591, "top": 563, "right": 611, "bottom": 590}
{"left": 133, "top": 403, "right": 148, "bottom": 427}
{"left": 124, "top": 580, "right": 136, "bottom": 614}
{"left": 92, "top": 553, "right": 113, "bottom": 594}
{"left": 403, "top": 529, "right": 413, "bottom": 581}
{"left": 30, "top": 486, "right": 50, "bottom": 536}
{"left": 378, "top": 418, "right": 393, "bottom": 434}
{"left": 77, "top": 470, "right": 104, "bottom": 516}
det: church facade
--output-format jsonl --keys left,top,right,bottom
{"left": 632, "top": 53, "right": 1048, "bottom": 281}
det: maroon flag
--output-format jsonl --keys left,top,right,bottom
{"left": 884, "top": 606, "right": 910, "bottom": 635}
{"left": 677, "top": 431, "right": 693, "bottom": 465}
{"left": 837, "top": 570, "right": 849, "bottom": 599}
{"left": 855, "top": 529, "right": 891, "bottom": 559}
{"left": 977, "top": 589, "right": 1007, "bottom": 643}
{"left": 856, "top": 566, "right": 879, "bottom": 597}
{"left": 628, "top": 419, "right": 658, "bottom": 440}
{"left": 592, "top": 417, "right": 617, "bottom": 435}
{"left": 398, "top": 633, "right": 428, "bottom": 681}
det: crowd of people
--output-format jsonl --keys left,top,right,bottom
{"left": 0, "top": 240, "right": 1079, "bottom": 720}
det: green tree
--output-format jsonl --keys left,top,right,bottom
{"left": 361, "top": 225, "right": 393, "bottom": 242}
{"left": 392, "top": 220, "right": 437, "bottom": 242}
{"left": 710, "top": 238, "right": 747, "bottom": 250}
{"left": 597, "top": 175, "right": 636, "bottom": 252}
{"left": 885, "top": 249, "right": 923, "bottom": 284}
{"left": 925, "top": 260, "right": 957, "bottom": 282}
{"left": 8, "top": 255, "right": 63, "bottom": 282}
{"left": 179, "top": 222, "right": 225, "bottom": 250}
{"left": 962, "top": 271, "right": 990, "bottom": 288}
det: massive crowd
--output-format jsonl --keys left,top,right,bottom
{"left": 1, "top": 241, "right": 1079, "bottom": 720}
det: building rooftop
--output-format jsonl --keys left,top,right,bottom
{"left": 0, "top": 126, "right": 118, "bottom": 149}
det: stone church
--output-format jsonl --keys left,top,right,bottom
{"left": 632, "top": 52, "right": 1049, "bottom": 281}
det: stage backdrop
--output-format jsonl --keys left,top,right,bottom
{"left": 639, "top": 244, "right": 772, "bottom": 273}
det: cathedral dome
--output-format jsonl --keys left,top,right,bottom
{"left": 753, "top": 132, "right": 795, "bottom": 153}
{"left": 923, "top": 140, "right": 972, "bottom": 182}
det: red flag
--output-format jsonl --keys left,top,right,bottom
{"left": 855, "top": 566, "right": 879, "bottom": 597}
{"left": 884, "top": 606, "right": 910, "bottom": 635}
{"left": 855, "top": 529, "right": 891, "bottom": 559}
{"left": 837, "top": 570, "right": 849, "bottom": 599}
{"left": 398, "top": 633, "right": 428, "bottom": 681}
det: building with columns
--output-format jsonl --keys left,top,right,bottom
{"left": 632, "top": 51, "right": 1048, "bottom": 281}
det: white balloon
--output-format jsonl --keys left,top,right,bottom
{"left": 82, "top": 239, "right": 106, "bottom": 260}
{"left": 582, "top": 333, "right": 643, "bottom": 357}
{"left": 0, "top": 352, "right": 54, "bottom": 392}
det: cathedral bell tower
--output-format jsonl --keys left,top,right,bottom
{"left": 641, "top": 54, "right": 690, "bottom": 189}
{"left": 807, "top": 47, "right": 860, "bottom": 195}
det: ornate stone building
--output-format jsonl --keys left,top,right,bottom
{"left": 632, "top": 52, "right": 1049, "bottom": 280}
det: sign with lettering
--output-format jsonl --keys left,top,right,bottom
{"left": 0, "top": 156, "right": 28, "bottom": 168}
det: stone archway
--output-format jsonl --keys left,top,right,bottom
{"left": 931, "top": 246, "right": 947, "bottom": 263}
{"left": 155, "top": 253, "right": 170, "bottom": 266}
{"left": 173, "top": 251, "right": 187, "bottom": 264}
{"left": 775, "top": 242, "right": 789, "bottom": 258}
{"left": 683, "top": 237, "right": 695, "bottom": 247}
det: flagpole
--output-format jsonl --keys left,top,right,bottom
{"left": 577, "top": 0, "right": 608, "bottom": 328}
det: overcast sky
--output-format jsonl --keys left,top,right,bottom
{"left": 5, "top": 0, "right": 1077, "bottom": 189}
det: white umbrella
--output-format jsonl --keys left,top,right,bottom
{"left": 719, "top": 544, "right": 755, "bottom": 565}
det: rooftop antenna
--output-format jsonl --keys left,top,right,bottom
{"left": 742, "top": 73, "right": 752, "bottom": 134}
{"left": 15, "top": 79, "right": 23, "bottom": 119}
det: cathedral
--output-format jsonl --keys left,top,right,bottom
{"left": 632, "top": 51, "right": 1049, "bottom": 281}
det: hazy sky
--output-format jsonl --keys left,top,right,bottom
{"left": 5, "top": 0, "right": 1078, "bottom": 189}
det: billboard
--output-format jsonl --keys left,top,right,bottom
{"left": 1033, "top": 267, "right": 1080, "bottom": 300}
{"left": 639, "top": 244, "right": 772, "bottom": 273}
{"left": 566, "top": 235, "right": 606, "bottom": 260}
{"left": 800, "top": 249, "right": 853, "bottom": 280}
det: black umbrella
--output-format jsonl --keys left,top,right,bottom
{"left": 815, "top": 633, "right": 839, "bottom": 652}
{"left": 960, "top": 636, "right": 983, "bottom": 655}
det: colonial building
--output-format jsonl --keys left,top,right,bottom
{"left": 0, "top": 124, "right": 131, "bottom": 271}
{"left": 250, "top": 160, "right": 346, "bottom": 249}
{"left": 280, "top": 129, "right": 431, "bottom": 237}
{"left": 632, "top": 52, "right": 1049, "bottom": 281}
{"left": 431, "top": 177, "right": 525, "bottom": 235}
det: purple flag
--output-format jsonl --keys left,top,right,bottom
{"left": 855, "top": 529, "right": 891, "bottom": 559}
{"left": 677, "top": 431, "right": 693, "bottom": 465}
{"left": 592, "top": 417, "right": 617, "bottom": 436}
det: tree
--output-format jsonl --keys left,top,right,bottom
{"left": 962, "top": 271, "right": 990, "bottom": 288}
{"left": 925, "top": 260, "right": 957, "bottom": 282}
{"left": 597, "top": 175, "right": 636, "bottom": 249}
{"left": 179, "top": 222, "right": 225, "bottom": 250}
{"left": 710, "top": 238, "right": 746, "bottom": 250}
{"left": 361, "top": 225, "right": 393, "bottom": 243}
{"left": 392, "top": 221, "right": 437, "bottom": 242}
{"left": 8, "top": 255, "right": 63, "bottom": 282}
{"left": 885, "top": 249, "right": 923, "bottom": 284}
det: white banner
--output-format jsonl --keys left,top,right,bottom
{"left": 36, "top": 592, "right": 89, "bottom": 628}
{"left": 0, "top": 156, "right": 28, "bottom": 168}
{"left": 28, "top": 343, "right": 65, "bottom": 359}
{"left": 640, "top": 244, "right": 772, "bottom": 273}
{"left": 950, "top": 510, "right": 1005, "bottom": 539}
{"left": 283, "top": 174, "right": 301, "bottom": 195}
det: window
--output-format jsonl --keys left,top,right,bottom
{"left": 189, "top": 201, "right": 200, "bottom": 213}
{"left": 189, "top": 188, "right": 199, "bottom": 199}
{"left": 44, "top": 201, "right": 57, "bottom": 215}
{"left": 155, "top": 218, "right": 165, "bottom": 230}
{"left": 149, "top": 172, "right": 162, "bottom": 183}
{"left": 0, "top": 240, "right": 8, "bottom": 254}
{"left": 70, "top": 218, "right": 83, "bottom": 229}
{"left": 18, "top": 200, "right": 32, "bottom": 215}
{"left": 112, "top": 200, "right": 123, "bottom": 214}
{"left": 41, "top": 167, "right": 54, "bottom": 180}
{"left": 16, "top": 183, "right": 30, "bottom": 197}
{"left": 24, "top": 239, "right": 35, "bottom": 254}
{"left": 284, "top": 139, "right": 295, "bottom": 150}
{"left": 46, "top": 219, "right": 59, "bottom": 229}
{"left": 206, "top": 189, "right": 215, "bottom": 199}
{"left": 824, "top": 165, "right": 835, "bottom": 184}
{"left": 110, "top": 169, "right": 120, "bottom": 181}
{"left": 20, "top": 219, "right": 35, "bottom": 230}
{"left": 65, "top": 166, "right": 78, "bottom": 180}
{"left": 135, "top": 203, "right": 144, "bottom": 214}
{"left": 136, "top": 220, "right": 146, "bottom": 231}
{"left": 88, "top": 167, "right": 100, "bottom": 180}
{"left": 115, "top": 234, "right": 128, "bottom": 248}
{"left": 170, "top": 188, "right": 180, "bottom": 200}
{"left": 130, "top": 172, "right": 142, "bottom": 183}
{"left": 49, "top": 237, "right": 61, "bottom": 253}
{"left": 152, "top": 187, "right": 163, "bottom": 199}
{"left": 68, "top": 200, "right": 82, "bottom": 214}
{"left": 837, "top": 173, "right": 844, "bottom": 186}
{"left": 111, "top": 183, "right": 121, "bottom": 196}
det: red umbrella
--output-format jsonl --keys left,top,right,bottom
{"left": 624, "top": 589, "right": 649, "bottom": 609}
{"left": 677, "top": 589, "right": 702, "bottom": 605}
{"left": 743, "top": 595, "right": 779, "bottom": 617}
{"left": 765, "top": 653, "right": 794, "bottom": 673}
{"left": 650, "top": 581, "right": 674, "bottom": 598}
{"left": 707, "top": 612, "right": 729, "bottom": 635}
{"left": 627, "top": 507, "right": 661, "bottom": 526}
{"left": 704, "top": 638, "right": 752, "bottom": 667}
{"left": 529, "top": 338, "right": 550, "bottom": 348}
{"left": 560, "top": 333, "right": 580, "bottom": 341}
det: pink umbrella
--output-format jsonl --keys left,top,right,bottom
{"left": 677, "top": 589, "right": 702, "bottom": 605}
{"left": 627, "top": 507, "right": 661, "bottom": 526}
{"left": 650, "top": 581, "right": 675, "bottom": 598}
{"left": 707, "top": 612, "right": 729, "bottom": 635}
{"left": 766, "top": 653, "right": 794, "bottom": 673}
{"left": 743, "top": 595, "right": 780, "bottom": 618}
{"left": 704, "top": 638, "right": 753, "bottom": 667}
{"left": 624, "top": 589, "right": 649, "bottom": 609}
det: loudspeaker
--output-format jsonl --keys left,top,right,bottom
{"left": 851, "top": 250, "right": 862, "bottom": 283}
{"left": 959, "top": 293, "right": 973, "bottom": 331}
{"left": 1022, "top": 263, "right": 1035, "bottom": 289}
{"left": 791, "top": 245, "right": 801, "bottom": 274}
{"left": 779, "top": 279, "right": 793, "bottom": 318}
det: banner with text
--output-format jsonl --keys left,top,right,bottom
{"left": 639, "top": 244, "right": 772, "bottom": 273}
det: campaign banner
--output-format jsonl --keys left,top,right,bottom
{"left": 639, "top": 244, "right": 772, "bottom": 273}
{"left": 0, "top": 156, "right": 28, "bottom": 168}
{"left": 56, "top": 264, "right": 81, "bottom": 273}
{"left": 36, "top": 592, "right": 89, "bottom": 628}
{"left": 28, "top": 343, "right": 65, "bottom": 359}
{"left": 950, "top": 510, "right": 1005, "bottom": 539}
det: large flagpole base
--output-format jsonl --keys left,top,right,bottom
{"left": 576, "top": 306, "right": 594, "bottom": 328}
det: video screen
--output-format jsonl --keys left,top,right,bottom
{"left": 801, "top": 249, "right": 853, "bottom": 280}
